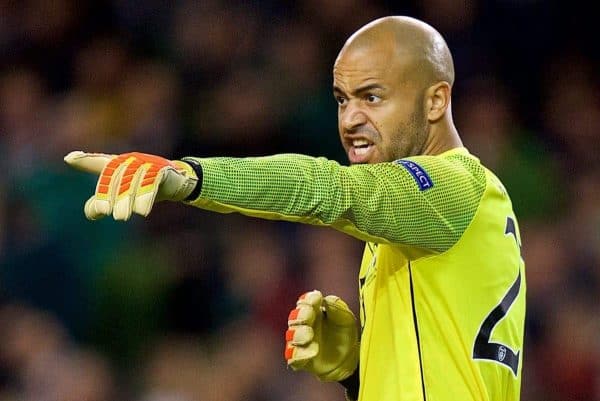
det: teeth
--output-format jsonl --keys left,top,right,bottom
{"left": 355, "top": 146, "right": 369, "bottom": 156}
{"left": 353, "top": 139, "right": 370, "bottom": 147}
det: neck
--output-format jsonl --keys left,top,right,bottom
{"left": 421, "top": 116, "right": 463, "bottom": 156}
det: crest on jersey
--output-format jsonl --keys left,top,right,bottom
{"left": 498, "top": 346, "right": 507, "bottom": 362}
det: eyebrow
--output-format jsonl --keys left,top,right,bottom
{"left": 333, "top": 83, "right": 385, "bottom": 96}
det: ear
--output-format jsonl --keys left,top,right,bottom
{"left": 425, "top": 82, "right": 451, "bottom": 122}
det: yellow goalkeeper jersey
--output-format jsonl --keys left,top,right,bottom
{"left": 185, "top": 147, "right": 525, "bottom": 401}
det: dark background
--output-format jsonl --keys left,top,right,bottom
{"left": 0, "top": 1, "right": 598, "bottom": 400}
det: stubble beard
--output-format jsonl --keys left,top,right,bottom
{"left": 390, "top": 107, "right": 429, "bottom": 160}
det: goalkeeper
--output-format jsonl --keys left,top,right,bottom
{"left": 65, "top": 16, "right": 525, "bottom": 401}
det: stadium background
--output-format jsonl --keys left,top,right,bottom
{"left": 0, "top": 0, "right": 598, "bottom": 400}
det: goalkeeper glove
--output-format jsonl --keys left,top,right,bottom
{"left": 64, "top": 151, "right": 198, "bottom": 221}
{"left": 285, "top": 290, "right": 359, "bottom": 382}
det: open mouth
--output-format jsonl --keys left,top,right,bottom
{"left": 349, "top": 139, "right": 375, "bottom": 163}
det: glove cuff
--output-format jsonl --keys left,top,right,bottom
{"left": 180, "top": 158, "right": 204, "bottom": 201}
{"left": 339, "top": 365, "right": 359, "bottom": 401}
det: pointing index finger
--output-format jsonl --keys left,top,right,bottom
{"left": 64, "top": 151, "right": 115, "bottom": 174}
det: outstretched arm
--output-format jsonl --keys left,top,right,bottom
{"left": 184, "top": 152, "right": 485, "bottom": 251}
{"left": 65, "top": 150, "right": 485, "bottom": 251}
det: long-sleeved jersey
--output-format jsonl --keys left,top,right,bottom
{"left": 184, "top": 147, "right": 525, "bottom": 401}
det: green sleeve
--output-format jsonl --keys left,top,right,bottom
{"left": 183, "top": 152, "right": 486, "bottom": 252}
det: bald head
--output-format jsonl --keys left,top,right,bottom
{"left": 337, "top": 16, "right": 455, "bottom": 88}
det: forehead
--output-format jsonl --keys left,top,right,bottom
{"left": 333, "top": 42, "right": 408, "bottom": 89}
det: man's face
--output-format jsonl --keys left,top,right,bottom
{"left": 333, "top": 43, "right": 428, "bottom": 164}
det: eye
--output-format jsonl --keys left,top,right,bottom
{"left": 366, "top": 94, "right": 381, "bottom": 103}
{"left": 335, "top": 96, "right": 347, "bottom": 106}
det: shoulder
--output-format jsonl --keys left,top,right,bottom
{"left": 394, "top": 148, "right": 487, "bottom": 193}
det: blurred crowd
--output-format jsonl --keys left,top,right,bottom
{"left": 0, "top": 0, "right": 598, "bottom": 400}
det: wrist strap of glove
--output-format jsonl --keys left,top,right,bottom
{"left": 339, "top": 365, "right": 359, "bottom": 401}
{"left": 181, "top": 158, "right": 203, "bottom": 201}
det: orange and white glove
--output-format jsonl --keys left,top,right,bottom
{"left": 64, "top": 151, "right": 198, "bottom": 221}
{"left": 285, "top": 290, "right": 359, "bottom": 382}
